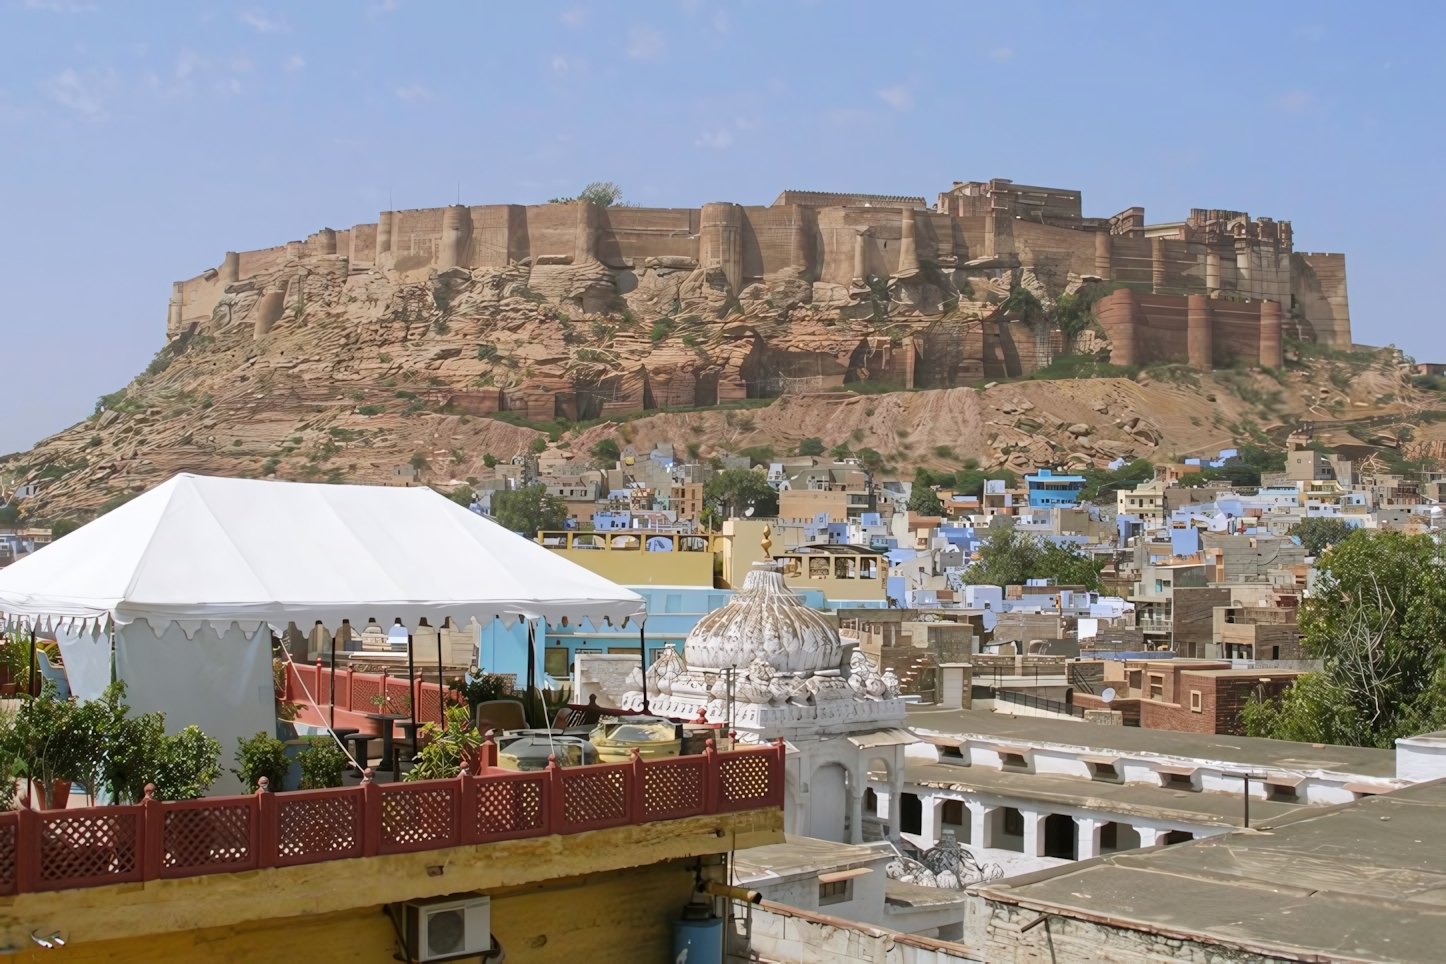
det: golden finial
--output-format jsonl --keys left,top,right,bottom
{"left": 761, "top": 524, "right": 772, "bottom": 559}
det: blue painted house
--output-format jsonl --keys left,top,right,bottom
{"left": 1024, "top": 468, "right": 1087, "bottom": 508}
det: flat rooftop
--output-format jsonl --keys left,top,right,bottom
{"left": 975, "top": 779, "right": 1446, "bottom": 963}
{"left": 906, "top": 706, "right": 1397, "bottom": 779}
{"left": 731, "top": 834, "right": 888, "bottom": 885}
{"left": 906, "top": 762, "right": 1305, "bottom": 829}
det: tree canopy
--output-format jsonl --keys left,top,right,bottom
{"left": 797, "top": 437, "right": 826, "bottom": 457}
{"left": 1289, "top": 517, "right": 1356, "bottom": 556}
{"left": 492, "top": 483, "right": 567, "bottom": 536}
{"left": 703, "top": 469, "right": 777, "bottom": 521}
{"left": 906, "top": 469, "right": 945, "bottom": 516}
{"left": 962, "top": 522, "right": 1103, "bottom": 591}
{"left": 1242, "top": 530, "right": 1446, "bottom": 747}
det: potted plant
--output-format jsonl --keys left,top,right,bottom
{"left": 450, "top": 672, "right": 514, "bottom": 728}
{"left": 297, "top": 737, "right": 347, "bottom": 789}
{"left": 232, "top": 731, "right": 291, "bottom": 793}
{"left": 403, "top": 707, "right": 482, "bottom": 781}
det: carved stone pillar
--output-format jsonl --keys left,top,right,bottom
{"left": 1075, "top": 817, "right": 1104, "bottom": 860}
{"left": 1094, "top": 231, "right": 1112, "bottom": 280}
{"left": 969, "top": 802, "right": 997, "bottom": 849}
{"left": 1022, "top": 810, "right": 1047, "bottom": 857}
{"left": 1259, "top": 300, "right": 1283, "bottom": 369}
{"left": 700, "top": 202, "right": 743, "bottom": 295}
{"left": 253, "top": 280, "right": 288, "bottom": 340}
{"left": 1187, "top": 294, "right": 1213, "bottom": 371}
{"left": 896, "top": 207, "right": 920, "bottom": 278}
{"left": 376, "top": 211, "right": 394, "bottom": 256}
{"left": 1094, "top": 287, "right": 1142, "bottom": 367}
{"left": 439, "top": 204, "right": 471, "bottom": 269}
{"left": 573, "top": 200, "right": 598, "bottom": 265}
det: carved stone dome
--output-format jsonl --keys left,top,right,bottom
{"left": 684, "top": 562, "right": 843, "bottom": 674}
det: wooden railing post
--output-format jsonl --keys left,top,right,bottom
{"left": 704, "top": 739, "right": 719, "bottom": 815}
{"left": 15, "top": 804, "right": 39, "bottom": 894}
{"left": 141, "top": 784, "right": 163, "bottom": 880}
{"left": 256, "top": 778, "right": 277, "bottom": 868}
{"left": 343, "top": 667, "right": 355, "bottom": 713}
{"left": 546, "top": 757, "right": 565, "bottom": 835}
{"left": 362, "top": 770, "right": 381, "bottom": 857}
{"left": 457, "top": 765, "right": 472, "bottom": 846}
{"left": 773, "top": 737, "right": 788, "bottom": 808}
{"left": 629, "top": 748, "right": 646, "bottom": 823}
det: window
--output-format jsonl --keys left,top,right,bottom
{"left": 1128, "top": 670, "right": 1142, "bottom": 692}
{"left": 941, "top": 800, "right": 965, "bottom": 826}
{"left": 1190, "top": 690, "right": 1203, "bottom": 713}
{"left": 863, "top": 787, "right": 878, "bottom": 814}
{"left": 1162, "top": 772, "right": 1196, "bottom": 791}
{"left": 544, "top": 648, "right": 569, "bottom": 678}
{"left": 900, "top": 792, "right": 922, "bottom": 835}
{"left": 1002, "top": 808, "right": 1025, "bottom": 837}
{"left": 1268, "top": 782, "right": 1300, "bottom": 803}
{"left": 1148, "top": 675, "right": 1164, "bottom": 700}
{"left": 818, "top": 879, "right": 853, "bottom": 905}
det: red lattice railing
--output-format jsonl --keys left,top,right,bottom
{"left": 286, "top": 660, "right": 447, "bottom": 725}
{"left": 5, "top": 740, "right": 783, "bottom": 894}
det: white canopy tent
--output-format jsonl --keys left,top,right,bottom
{"left": 0, "top": 474, "right": 644, "bottom": 792}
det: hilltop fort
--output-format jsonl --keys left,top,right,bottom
{"left": 163, "top": 178, "right": 1351, "bottom": 421}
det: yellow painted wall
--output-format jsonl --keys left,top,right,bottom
{"left": 0, "top": 809, "right": 782, "bottom": 960}
{"left": 24, "top": 861, "right": 700, "bottom": 964}
{"left": 548, "top": 546, "right": 717, "bottom": 587}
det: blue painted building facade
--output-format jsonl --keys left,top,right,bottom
{"left": 1024, "top": 469, "right": 1087, "bottom": 508}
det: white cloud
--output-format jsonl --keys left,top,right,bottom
{"left": 626, "top": 26, "right": 664, "bottom": 61}
{"left": 284, "top": 54, "right": 306, "bottom": 73}
{"left": 561, "top": 6, "right": 586, "bottom": 27}
{"left": 23, "top": 0, "right": 96, "bottom": 10}
{"left": 1275, "top": 89, "right": 1313, "bottom": 112}
{"left": 395, "top": 84, "right": 434, "bottom": 103}
{"left": 876, "top": 85, "right": 913, "bottom": 111}
{"left": 43, "top": 68, "right": 111, "bottom": 117}
{"left": 695, "top": 127, "right": 734, "bottom": 150}
{"left": 175, "top": 49, "right": 205, "bottom": 80}
{"left": 989, "top": 47, "right": 1014, "bottom": 63}
{"left": 550, "top": 54, "right": 585, "bottom": 74}
{"left": 240, "top": 8, "right": 285, "bottom": 32}
{"left": 825, "top": 107, "right": 874, "bottom": 125}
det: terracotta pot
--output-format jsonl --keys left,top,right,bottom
{"left": 48, "top": 779, "right": 72, "bottom": 810}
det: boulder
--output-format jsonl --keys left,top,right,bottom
{"left": 1067, "top": 423, "right": 1092, "bottom": 436}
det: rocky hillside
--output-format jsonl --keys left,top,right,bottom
{"left": 2, "top": 262, "right": 1438, "bottom": 524}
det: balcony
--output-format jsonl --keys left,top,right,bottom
{"left": 1139, "top": 616, "right": 1174, "bottom": 635}
{"left": 0, "top": 738, "right": 784, "bottom": 895}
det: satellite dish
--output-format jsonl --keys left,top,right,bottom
{"left": 1101, "top": 688, "right": 1116, "bottom": 704}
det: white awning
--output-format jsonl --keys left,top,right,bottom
{"left": 0, "top": 473, "right": 644, "bottom": 634}
{"left": 848, "top": 728, "right": 919, "bottom": 749}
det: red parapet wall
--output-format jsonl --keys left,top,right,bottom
{"left": 0, "top": 740, "right": 784, "bottom": 895}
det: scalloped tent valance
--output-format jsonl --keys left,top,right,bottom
{"left": 0, "top": 473, "right": 644, "bottom": 633}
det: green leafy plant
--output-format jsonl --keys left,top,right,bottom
{"left": 797, "top": 437, "right": 826, "bottom": 457}
{"left": 492, "top": 483, "right": 567, "bottom": 535}
{"left": 233, "top": 731, "right": 290, "bottom": 793}
{"left": 405, "top": 707, "right": 483, "bottom": 781}
{"left": 297, "top": 737, "right": 347, "bottom": 789}
{"left": 449, "top": 672, "right": 514, "bottom": 716}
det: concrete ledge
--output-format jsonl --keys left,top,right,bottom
{"left": 0, "top": 807, "right": 783, "bottom": 948}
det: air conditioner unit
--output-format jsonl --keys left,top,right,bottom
{"left": 400, "top": 895, "right": 492, "bottom": 962}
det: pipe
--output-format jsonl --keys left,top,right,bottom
{"left": 702, "top": 882, "right": 761, "bottom": 904}
{"left": 640, "top": 620, "right": 650, "bottom": 715}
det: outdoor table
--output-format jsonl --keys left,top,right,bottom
{"left": 363, "top": 713, "right": 409, "bottom": 770}
{"left": 343, "top": 732, "right": 378, "bottom": 769}
{"left": 330, "top": 727, "right": 360, "bottom": 768}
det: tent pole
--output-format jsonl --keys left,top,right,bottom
{"left": 437, "top": 623, "right": 446, "bottom": 732}
{"left": 329, "top": 630, "right": 337, "bottom": 731}
{"left": 639, "top": 621, "right": 649, "bottom": 715}
{"left": 407, "top": 633, "right": 417, "bottom": 735}
{"left": 525, "top": 620, "right": 537, "bottom": 729}
{"left": 28, "top": 629, "right": 37, "bottom": 697}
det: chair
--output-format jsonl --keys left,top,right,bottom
{"left": 37, "top": 652, "right": 69, "bottom": 701}
{"left": 473, "top": 699, "right": 527, "bottom": 735}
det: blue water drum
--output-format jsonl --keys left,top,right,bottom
{"left": 671, "top": 917, "right": 723, "bottom": 964}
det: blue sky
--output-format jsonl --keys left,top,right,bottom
{"left": 2, "top": 1, "right": 1443, "bottom": 453}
